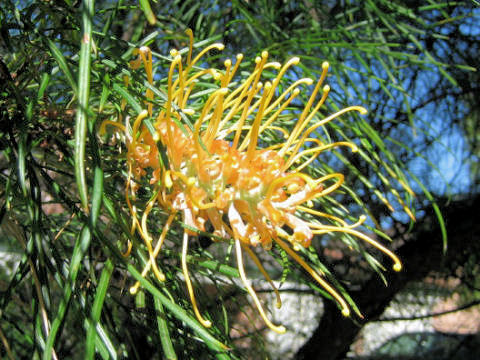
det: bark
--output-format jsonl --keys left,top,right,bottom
{"left": 296, "top": 194, "right": 480, "bottom": 360}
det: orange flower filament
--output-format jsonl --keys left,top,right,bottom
{"left": 109, "top": 30, "right": 403, "bottom": 334}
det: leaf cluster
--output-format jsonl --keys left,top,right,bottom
{"left": 0, "top": 1, "right": 477, "bottom": 359}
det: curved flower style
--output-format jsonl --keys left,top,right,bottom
{"left": 105, "top": 30, "right": 404, "bottom": 334}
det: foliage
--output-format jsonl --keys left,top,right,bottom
{"left": 0, "top": 1, "right": 477, "bottom": 359}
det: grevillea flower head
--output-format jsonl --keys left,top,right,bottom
{"left": 102, "top": 29, "right": 405, "bottom": 334}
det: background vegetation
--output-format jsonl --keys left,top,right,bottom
{"left": 1, "top": 1, "right": 479, "bottom": 359}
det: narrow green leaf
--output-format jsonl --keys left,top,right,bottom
{"left": 93, "top": 322, "right": 117, "bottom": 360}
{"left": 135, "top": 290, "right": 146, "bottom": 308}
{"left": 398, "top": 23, "right": 458, "bottom": 86}
{"left": 139, "top": 0, "right": 157, "bottom": 25}
{"left": 154, "top": 296, "right": 177, "bottom": 360}
{"left": 43, "top": 226, "right": 92, "bottom": 360}
{"left": 408, "top": 170, "right": 448, "bottom": 253}
{"left": 47, "top": 39, "right": 78, "bottom": 95}
{"left": 113, "top": 83, "right": 143, "bottom": 114}
{"left": 86, "top": 259, "right": 114, "bottom": 360}
{"left": 126, "top": 265, "right": 230, "bottom": 356}
{"left": 90, "top": 166, "right": 103, "bottom": 228}
{"left": 74, "top": 0, "right": 95, "bottom": 212}
{"left": 37, "top": 73, "right": 50, "bottom": 101}
{"left": 99, "top": 74, "right": 111, "bottom": 113}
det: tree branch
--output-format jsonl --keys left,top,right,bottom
{"left": 296, "top": 194, "right": 480, "bottom": 360}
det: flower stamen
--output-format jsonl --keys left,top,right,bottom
{"left": 182, "top": 231, "right": 212, "bottom": 328}
{"left": 274, "top": 235, "right": 350, "bottom": 317}
{"left": 106, "top": 30, "right": 413, "bottom": 333}
{"left": 235, "top": 238, "right": 286, "bottom": 334}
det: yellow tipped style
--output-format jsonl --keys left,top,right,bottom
{"left": 102, "top": 29, "right": 410, "bottom": 332}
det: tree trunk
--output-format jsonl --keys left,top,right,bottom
{"left": 296, "top": 195, "right": 480, "bottom": 360}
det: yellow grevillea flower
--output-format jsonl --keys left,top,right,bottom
{"left": 106, "top": 30, "right": 404, "bottom": 334}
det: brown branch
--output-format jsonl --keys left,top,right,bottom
{"left": 377, "top": 299, "right": 480, "bottom": 322}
